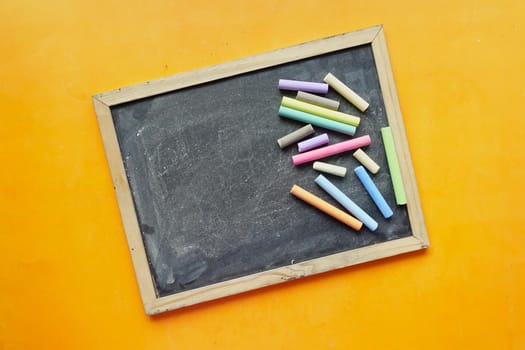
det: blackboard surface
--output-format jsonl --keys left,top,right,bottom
{"left": 111, "top": 44, "right": 412, "bottom": 298}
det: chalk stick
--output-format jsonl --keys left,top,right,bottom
{"left": 278, "top": 79, "right": 328, "bottom": 94}
{"left": 296, "top": 91, "right": 340, "bottom": 110}
{"left": 278, "top": 106, "right": 356, "bottom": 136}
{"left": 313, "top": 161, "right": 347, "bottom": 177}
{"left": 323, "top": 73, "right": 369, "bottom": 112}
{"left": 277, "top": 124, "right": 315, "bottom": 149}
{"left": 314, "top": 175, "right": 378, "bottom": 231}
{"left": 353, "top": 148, "right": 380, "bottom": 174}
{"left": 354, "top": 166, "right": 393, "bottom": 218}
{"left": 290, "top": 185, "right": 362, "bottom": 231}
{"left": 282, "top": 96, "right": 360, "bottom": 127}
{"left": 298, "top": 134, "right": 329, "bottom": 152}
{"left": 381, "top": 127, "right": 407, "bottom": 205}
{"left": 292, "top": 135, "right": 371, "bottom": 166}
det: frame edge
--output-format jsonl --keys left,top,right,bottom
{"left": 94, "top": 25, "right": 383, "bottom": 107}
{"left": 146, "top": 235, "right": 425, "bottom": 315}
{"left": 370, "top": 28, "right": 430, "bottom": 248}
{"left": 92, "top": 96, "right": 159, "bottom": 312}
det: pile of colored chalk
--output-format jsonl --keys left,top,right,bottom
{"left": 276, "top": 73, "right": 407, "bottom": 232}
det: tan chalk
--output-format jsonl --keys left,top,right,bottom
{"left": 277, "top": 124, "right": 315, "bottom": 149}
{"left": 296, "top": 91, "right": 340, "bottom": 110}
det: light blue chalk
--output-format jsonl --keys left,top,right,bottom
{"left": 278, "top": 106, "right": 356, "bottom": 136}
{"left": 354, "top": 166, "right": 393, "bottom": 219}
{"left": 314, "top": 174, "right": 379, "bottom": 231}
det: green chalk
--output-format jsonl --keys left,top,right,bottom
{"left": 278, "top": 106, "right": 356, "bottom": 136}
{"left": 381, "top": 127, "right": 407, "bottom": 205}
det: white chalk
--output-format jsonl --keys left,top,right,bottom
{"left": 277, "top": 124, "right": 315, "bottom": 149}
{"left": 296, "top": 91, "right": 340, "bottom": 110}
{"left": 313, "top": 161, "right": 347, "bottom": 177}
{"left": 353, "top": 148, "right": 380, "bottom": 174}
{"left": 323, "top": 73, "right": 369, "bottom": 112}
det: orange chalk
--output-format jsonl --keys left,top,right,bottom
{"left": 290, "top": 185, "right": 363, "bottom": 231}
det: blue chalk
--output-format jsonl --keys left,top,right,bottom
{"left": 354, "top": 166, "right": 393, "bottom": 219}
{"left": 315, "top": 174, "right": 379, "bottom": 231}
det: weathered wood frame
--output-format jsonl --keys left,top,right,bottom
{"left": 93, "top": 25, "right": 428, "bottom": 315}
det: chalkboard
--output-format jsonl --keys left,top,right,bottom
{"left": 93, "top": 25, "right": 428, "bottom": 315}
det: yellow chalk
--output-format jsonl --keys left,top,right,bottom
{"left": 323, "top": 73, "right": 369, "bottom": 112}
{"left": 281, "top": 96, "right": 360, "bottom": 127}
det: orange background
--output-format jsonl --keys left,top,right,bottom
{"left": 1, "top": 0, "right": 524, "bottom": 349}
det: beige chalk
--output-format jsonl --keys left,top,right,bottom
{"left": 296, "top": 91, "right": 340, "bottom": 110}
{"left": 353, "top": 148, "right": 380, "bottom": 174}
{"left": 323, "top": 73, "right": 369, "bottom": 112}
{"left": 277, "top": 124, "right": 315, "bottom": 149}
{"left": 313, "top": 161, "right": 347, "bottom": 177}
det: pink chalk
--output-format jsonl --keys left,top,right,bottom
{"left": 292, "top": 135, "right": 371, "bottom": 165}
{"left": 298, "top": 133, "right": 329, "bottom": 152}
{"left": 278, "top": 79, "right": 329, "bottom": 94}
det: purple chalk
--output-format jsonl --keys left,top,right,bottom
{"left": 297, "top": 133, "right": 329, "bottom": 153}
{"left": 278, "top": 79, "right": 329, "bottom": 94}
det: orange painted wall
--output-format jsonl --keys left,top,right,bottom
{"left": 1, "top": 1, "right": 524, "bottom": 349}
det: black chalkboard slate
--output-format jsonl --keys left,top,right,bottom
{"left": 93, "top": 25, "right": 428, "bottom": 314}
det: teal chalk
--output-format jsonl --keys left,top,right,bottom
{"left": 278, "top": 106, "right": 356, "bottom": 136}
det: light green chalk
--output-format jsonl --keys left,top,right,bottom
{"left": 381, "top": 127, "right": 407, "bottom": 205}
{"left": 278, "top": 106, "right": 356, "bottom": 136}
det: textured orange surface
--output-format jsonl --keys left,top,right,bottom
{"left": 1, "top": 1, "right": 524, "bottom": 349}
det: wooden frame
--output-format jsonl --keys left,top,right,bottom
{"left": 93, "top": 25, "right": 428, "bottom": 315}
